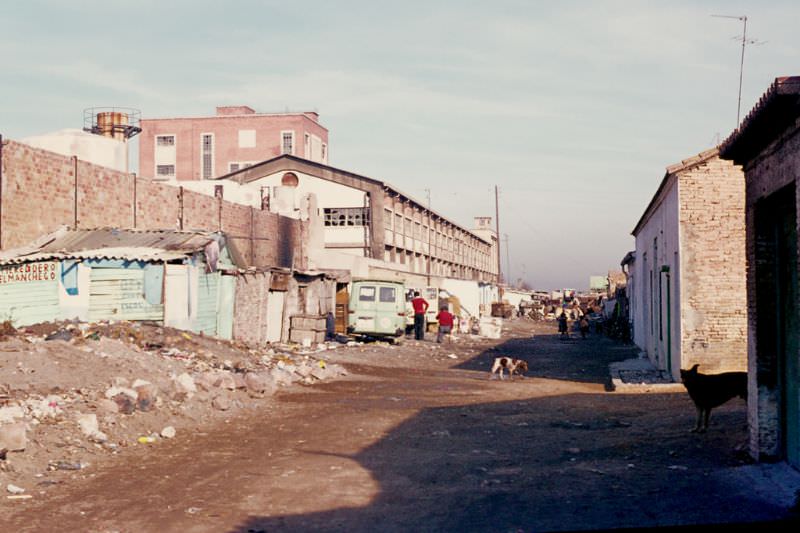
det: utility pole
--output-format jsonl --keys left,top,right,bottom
{"left": 494, "top": 186, "right": 502, "bottom": 284}
{"left": 712, "top": 14, "right": 764, "bottom": 127}
{"left": 425, "top": 188, "right": 432, "bottom": 286}
{"left": 504, "top": 233, "right": 511, "bottom": 287}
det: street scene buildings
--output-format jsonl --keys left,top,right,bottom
{"left": 3, "top": 6, "right": 800, "bottom": 531}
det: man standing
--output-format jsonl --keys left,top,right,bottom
{"left": 411, "top": 291, "right": 429, "bottom": 341}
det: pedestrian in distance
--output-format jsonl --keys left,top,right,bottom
{"left": 436, "top": 306, "right": 454, "bottom": 343}
{"left": 579, "top": 315, "right": 590, "bottom": 339}
{"left": 557, "top": 311, "right": 569, "bottom": 340}
{"left": 411, "top": 291, "right": 429, "bottom": 341}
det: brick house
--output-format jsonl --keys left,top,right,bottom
{"left": 139, "top": 106, "right": 329, "bottom": 181}
{"left": 720, "top": 76, "right": 800, "bottom": 466}
{"left": 630, "top": 148, "right": 746, "bottom": 380}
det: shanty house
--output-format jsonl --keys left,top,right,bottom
{"left": 720, "top": 76, "right": 800, "bottom": 466}
{"left": 630, "top": 148, "right": 746, "bottom": 380}
{"left": 0, "top": 227, "right": 244, "bottom": 339}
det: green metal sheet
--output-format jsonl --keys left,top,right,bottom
{"left": 0, "top": 262, "right": 59, "bottom": 326}
{"left": 195, "top": 271, "right": 219, "bottom": 335}
{"left": 89, "top": 268, "right": 164, "bottom": 322}
{"left": 217, "top": 275, "right": 235, "bottom": 340}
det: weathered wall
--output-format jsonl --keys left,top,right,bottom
{"left": 232, "top": 271, "right": 269, "bottom": 345}
{"left": 678, "top": 157, "right": 747, "bottom": 375}
{"left": 739, "top": 117, "right": 800, "bottom": 461}
{"left": 0, "top": 139, "right": 306, "bottom": 270}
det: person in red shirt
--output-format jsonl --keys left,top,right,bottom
{"left": 411, "top": 291, "right": 429, "bottom": 340}
{"left": 436, "top": 306, "right": 454, "bottom": 343}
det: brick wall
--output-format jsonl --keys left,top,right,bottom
{"left": 678, "top": 156, "right": 747, "bottom": 374}
{"left": 0, "top": 139, "right": 305, "bottom": 269}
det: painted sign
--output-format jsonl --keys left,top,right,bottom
{"left": 0, "top": 262, "right": 58, "bottom": 284}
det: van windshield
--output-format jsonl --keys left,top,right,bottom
{"left": 359, "top": 286, "right": 376, "bottom": 301}
{"left": 379, "top": 287, "right": 396, "bottom": 302}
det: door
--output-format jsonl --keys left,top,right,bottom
{"left": 266, "top": 290, "right": 285, "bottom": 343}
{"left": 335, "top": 284, "right": 349, "bottom": 334}
{"left": 217, "top": 274, "right": 235, "bottom": 340}
{"left": 195, "top": 271, "right": 219, "bottom": 336}
{"left": 755, "top": 184, "right": 799, "bottom": 466}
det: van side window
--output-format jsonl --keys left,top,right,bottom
{"left": 359, "top": 286, "right": 376, "bottom": 301}
{"left": 379, "top": 287, "right": 396, "bottom": 302}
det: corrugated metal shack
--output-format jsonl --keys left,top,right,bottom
{"left": 0, "top": 227, "right": 244, "bottom": 339}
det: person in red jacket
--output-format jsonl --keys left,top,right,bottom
{"left": 436, "top": 306, "right": 454, "bottom": 343}
{"left": 411, "top": 291, "right": 429, "bottom": 340}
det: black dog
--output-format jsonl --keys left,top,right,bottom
{"left": 680, "top": 364, "right": 747, "bottom": 433}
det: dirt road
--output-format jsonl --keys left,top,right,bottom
{"left": 2, "top": 321, "right": 795, "bottom": 532}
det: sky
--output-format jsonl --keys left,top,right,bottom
{"left": 1, "top": 1, "right": 798, "bottom": 290}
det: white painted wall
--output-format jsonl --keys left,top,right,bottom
{"left": 21, "top": 129, "right": 128, "bottom": 173}
{"left": 632, "top": 176, "right": 682, "bottom": 377}
{"left": 58, "top": 263, "right": 92, "bottom": 321}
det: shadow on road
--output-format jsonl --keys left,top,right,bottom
{"left": 231, "top": 387, "right": 769, "bottom": 532}
{"left": 455, "top": 326, "right": 639, "bottom": 386}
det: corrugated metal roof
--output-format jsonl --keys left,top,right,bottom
{"left": 0, "top": 227, "right": 237, "bottom": 266}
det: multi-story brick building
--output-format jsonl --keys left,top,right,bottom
{"left": 139, "top": 106, "right": 329, "bottom": 181}
{"left": 720, "top": 76, "right": 800, "bottom": 466}
{"left": 630, "top": 147, "right": 746, "bottom": 380}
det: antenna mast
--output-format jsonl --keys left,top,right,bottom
{"left": 711, "top": 14, "right": 764, "bottom": 127}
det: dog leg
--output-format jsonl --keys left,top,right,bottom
{"left": 691, "top": 407, "right": 703, "bottom": 433}
{"left": 701, "top": 409, "right": 711, "bottom": 433}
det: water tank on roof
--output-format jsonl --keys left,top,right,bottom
{"left": 83, "top": 107, "right": 142, "bottom": 141}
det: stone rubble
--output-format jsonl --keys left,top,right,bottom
{"left": 0, "top": 319, "right": 355, "bottom": 496}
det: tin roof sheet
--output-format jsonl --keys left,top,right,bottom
{"left": 0, "top": 227, "right": 239, "bottom": 266}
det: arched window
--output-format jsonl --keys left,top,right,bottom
{"left": 281, "top": 172, "right": 299, "bottom": 187}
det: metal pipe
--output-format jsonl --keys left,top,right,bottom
{"left": 133, "top": 174, "right": 137, "bottom": 228}
{"left": 73, "top": 156, "right": 79, "bottom": 228}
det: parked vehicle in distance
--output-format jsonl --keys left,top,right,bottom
{"left": 348, "top": 279, "right": 407, "bottom": 342}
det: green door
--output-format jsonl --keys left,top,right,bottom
{"left": 195, "top": 271, "right": 220, "bottom": 336}
{"left": 755, "top": 185, "right": 799, "bottom": 466}
{"left": 217, "top": 275, "right": 235, "bottom": 340}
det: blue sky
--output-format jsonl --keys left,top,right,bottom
{"left": 2, "top": 1, "right": 798, "bottom": 289}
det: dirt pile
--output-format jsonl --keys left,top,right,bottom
{"left": 0, "top": 320, "right": 348, "bottom": 499}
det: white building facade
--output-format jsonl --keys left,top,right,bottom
{"left": 631, "top": 149, "right": 746, "bottom": 380}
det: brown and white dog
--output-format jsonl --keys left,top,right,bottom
{"left": 490, "top": 357, "right": 528, "bottom": 380}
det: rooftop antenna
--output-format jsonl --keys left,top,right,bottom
{"left": 711, "top": 14, "right": 766, "bottom": 128}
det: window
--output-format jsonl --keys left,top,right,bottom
{"left": 323, "top": 207, "right": 369, "bottom": 227}
{"left": 379, "top": 287, "right": 396, "bottom": 302}
{"left": 229, "top": 162, "right": 254, "bottom": 173}
{"left": 156, "top": 164, "right": 175, "bottom": 177}
{"left": 359, "top": 286, "right": 376, "bottom": 302}
{"left": 281, "top": 131, "right": 294, "bottom": 155}
{"left": 321, "top": 143, "right": 327, "bottom": 161}
{"left": 201, "top": 133, "right": 214, "bottom": 179}
{"left": 156, "top": 135, "right": 175, "bottom": 146}
{"left": 304, "top": 133, "right": 310, "bottom": 156}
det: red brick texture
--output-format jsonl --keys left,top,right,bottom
{"left": 0, "top": 140, "right": 304, "bottom": 269}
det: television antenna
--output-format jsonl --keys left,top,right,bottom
{"left": 711, "top": 14, "right": 766, "bottom": 127}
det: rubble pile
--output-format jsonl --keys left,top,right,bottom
{"left": 0, "top": 320, "right": 348, "bottom": 499}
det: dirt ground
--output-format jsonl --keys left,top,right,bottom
{"left": 2, "top": 320, "right": 798, "bottom": 532}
